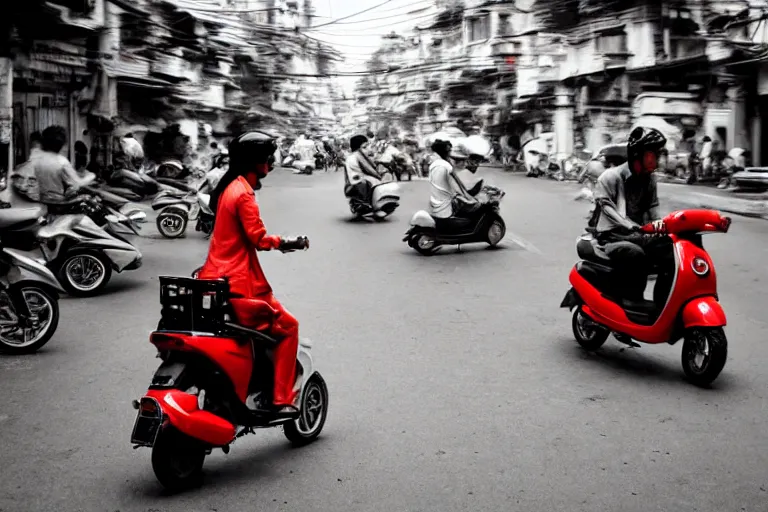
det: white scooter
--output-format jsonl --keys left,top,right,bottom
{"left": 152, "top": 178, "right": 214, "bottom": 238}
{"left": 344, "top": 172, "right": 400, "bottom": 221}
{"left": 0, "top": 204, "right": 142, "bottom": 296}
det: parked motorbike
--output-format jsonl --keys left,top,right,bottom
{"left": 152, "top": 179, "right": 214, "bottom": 238}
{"left": 107, "top": 166, "right": 161, "bottom": 198}
{"left": 344, "top": 175, "right": 401, "bottom": 221}
{"left": 54, "top": 194, "right": 146, "bottom": 236}
{"left": 0, "top": 204, "right": 142, "bottom": 296}
{"left": 130, "top": 274, "right": 328, "bottom": 490}
{"left": 0, "top": 237, "right": 64, "bottom": 354}
{"left": 403, "top": 184, "right": 506, "bottom": 255}
{"left": 560, "top": 209, "right": 731, "bottom": 387}
{"left": 150, "top": 160, "right": 191, "bottom": 180}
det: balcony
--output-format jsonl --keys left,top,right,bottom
{"left": 667, "top": 38, "right": 707, "bottom": 63}
{"left": 46, "top": 0, "right": 106, "bottom": 31}
{"left": 104, "top": 53, "right": 151, "bottom": 79}
{"left": 491, "top": 40, "right": 523, "bottom": 57}
{"left": 225, "top": 89, "right": 247, "bottom": 110}
{"left": 176, "top": 83, "right": 226, "bottom": 110}
{"left": 150, "top": 51, "right": 185, "bottom": 81}
{"left": 602, "top": 52, "right": 632, "bottom": 69}
{"left": 537, "top": 66, "right": 559, "bottom": 83}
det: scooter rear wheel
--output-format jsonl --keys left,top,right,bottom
{"left": 410, "top": 233, "right": 438, "bottom": 256}
{"left": 56, "top": 250, "right": 112, "bottom": 297}
{"left": 156, "top": 208, "right": 189, "bottom": 239}
{"left": 572, "top": 307, "right": 609, "bottom": 350}
{"left": 151, "top": 427, "right": 206, "bottom": 491}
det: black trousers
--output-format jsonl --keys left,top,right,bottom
{"left": 601, "top": 233, "right": 673, "bottom": 301}
{"left": 347, "top": 180, "right": 373, "bottom": 204}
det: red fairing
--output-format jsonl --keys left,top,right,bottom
{"left": 146, "top": 389, "right": 235, "bottom": 446}
{"left": 662, "top": 209, "right": 731, "bottom": 234}
{"left": 198, "top": 175, "right": 281, "bottom": 297}
{"left": 150, "top": 332, "right": 253, "bottom": 402}
{"left": 569, "top": 235, "right": 720, "bottom": 344}
{"left": 681, "top": 296, "right": 727, "bottom": 327}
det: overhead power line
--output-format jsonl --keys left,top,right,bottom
{"left": 309, "top": 0, "right": 396, "bottom": 29}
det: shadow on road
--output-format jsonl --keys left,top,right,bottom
{"left": 558, "top": 340, "right": 741, "bottom": 392}
{"left": 134, "top": 437, "right": 330, "bottom": 498}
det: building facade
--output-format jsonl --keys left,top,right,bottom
{"left": 1, "top": 0, "right": 338, "bottom": 182}
{"left": 355, "top": 0, "right": 768, "bottom": 164}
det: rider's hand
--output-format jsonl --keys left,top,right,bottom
{"left": 651, "top": 219, "right": 666, "bottom": 234}
{"left": 279, "top": 236, "right": 309, "bottom": 253}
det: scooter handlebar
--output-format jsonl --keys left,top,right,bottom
{"left": 640, "top": 221, "right": 664, "bottom": 234}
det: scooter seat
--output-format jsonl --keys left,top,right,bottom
{"left": 577, "top": 238, "right": 611, "bottom": 263}
{"left": 230, "top": 298, "right": 279, "bottom": 332}
{"left": 435, "top": 215, "right": 476, "bottom": 232}
{"left": 0, "top": 205, "right": 46, "bottom": 230}
{"left": 620, "top": 298, "right": 658, "bottom": 313}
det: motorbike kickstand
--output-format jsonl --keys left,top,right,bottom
{"left": 614, "top": 333, "right": 641, "bottom": 348}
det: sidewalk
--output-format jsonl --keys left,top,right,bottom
{"left": 659, "top": 182, "right": 768, "bottom": 219}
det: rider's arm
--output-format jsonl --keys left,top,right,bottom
{"left": 60, "top": 161, "right": 81, "bottom": 198}
{"left": 593, "top": 173, "right": 638, "bottom": 231}
{"left": 448, "top": 170, "right": 477, "bottom": 201}
{"left": 647, "top": 176, "right": 661, "bottom": 221}
{"left": 358, "top": 153, "right": 381, "bottom": 179}
{"left": 236, "top": 193, "right": 282, "bottom": 251}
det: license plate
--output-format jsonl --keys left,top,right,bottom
{"left": 130, "top": 398, "right": 163, "bottom": 447}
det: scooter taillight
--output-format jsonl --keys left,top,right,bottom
{"left": 150, "top": 332, "right": 185, "bottom": 347}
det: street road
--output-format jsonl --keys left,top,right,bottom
{"left": 1, "top": 169, "right": 767, "bottom": 512}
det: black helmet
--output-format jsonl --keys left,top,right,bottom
{"left": 627, "top": 126, "right": 666, "bottom": 174}
{"left": 431, "top": 139, "right": 452, "bottom": 160}
{"left": 228, "top": 131, "right": 278, "bottom": 166}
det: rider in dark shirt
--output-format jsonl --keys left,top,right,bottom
{"left": 588, "top": 127, "right": 669, "bottom": 301}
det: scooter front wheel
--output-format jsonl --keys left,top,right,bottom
{"left": 572, "top": 307, "right": 609, "bottom": 350}
{"left": 151, "top": 427, "right": 206, "bottom": 491}
{"left": 682, "top": 327, "right": 727, "bottom": 387}
{"left": 485, "top": 217, "right": 506, "bottom": 247}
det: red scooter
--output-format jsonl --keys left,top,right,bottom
{"left": 130, "top": 276, "right": 329, "bottom": 490}
{"left": 560, "top": 209, "right": 732, "bottom": 387}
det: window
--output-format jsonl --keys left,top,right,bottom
{"left": 595, "top": 29, "right": 627, "bottom": 54}
{"left": 468, "top": 16, "right": 490, "bottom": 43}
{"left": 498, "top": 14, "right": 510, "bottom": 36}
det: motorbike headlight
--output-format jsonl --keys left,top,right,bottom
{"left": 105, "top": 214, "right": 119, "bottom": 223}
{"left": 692, "top": 257, "right": 710, "bottom": 276}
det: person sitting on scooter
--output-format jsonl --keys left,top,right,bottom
{"left": 344, "top": 134, "right": 381, "bottom": 204}
{"left": 33, "top": 126, "right": 91, "bottom": 211}
{"left": 429, "top": 140, "right": 478, "bottom": 219}
{"left": 199, "top": 131, "right": 309, "bottom": 416}
{"left": 588, "top": 126, "right": 670, "bottom": 302}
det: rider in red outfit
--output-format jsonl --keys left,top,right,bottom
{"left": 198, "top": 132, "right": 309, "bottom": 414}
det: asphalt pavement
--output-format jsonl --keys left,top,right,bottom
{"left": 1, "top": 168, "right": 767, "bottom": 512}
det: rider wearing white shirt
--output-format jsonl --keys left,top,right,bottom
{"left": 428, "top": 140, "right": 476, "bottom": 219}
